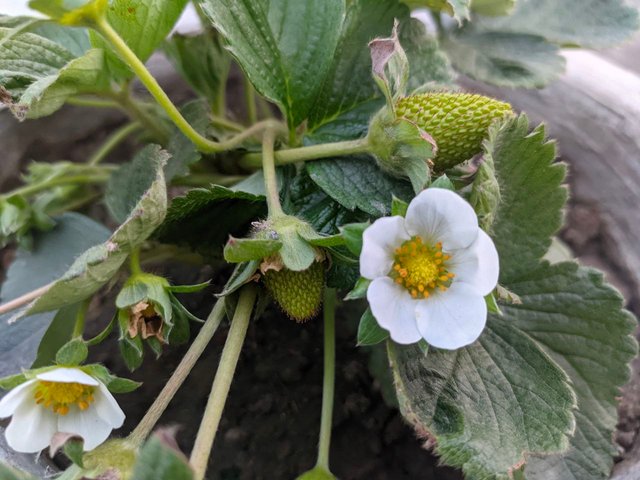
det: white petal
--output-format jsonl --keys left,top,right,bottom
{"left": 405, "top": 188, "right": 479, "bottom": 250}
{"left": 36, "top": 368, "right": 99, "bottom": 386}
{"left": 0, "top": 380, "right": 37, "bottom": 418}
{"left": 367, "top": 277, "right": 422, "bottom": 345}
{"left": 415, "top": 283, "right": 487, "bottom": 350}
{"left": 5, "top": 402, "right": 57, "bottom": 453}
{"left": 360, "top": 216, "right": 410, "bottom": 280}
{"left": 449, "top": 230, "right": 500, "bottom": 296}
{"left": 93, "top": 383, "right": 125, "bottom": 428}
{"left": 57, "top": 407, "right": 114, "bottom": 451}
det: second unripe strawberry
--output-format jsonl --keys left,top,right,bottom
{"left": 396, "top": 93, "right": 512, "bottom": 170}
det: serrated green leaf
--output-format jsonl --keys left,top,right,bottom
{"left": 357, "top": 308, "right": 389, "bottom": 346}
{"left": 442, "top": 29, "right": 565, "bottom": 88}
{"left": 55, "top": 338, "right": 88, "bottom": 365}
{"left": 476, "top": 0, "right": 640, "bottom": 48}
{"left": 155, "top": 185, "right": 266, "bottom": 256}
{"left": 106, "top": 144, "right": 170, "bottom": 223}
{"left": 224, "top": 236, "right": 282, "bottom": 263}
{"left": 202, "top": 0, "right": 344, "bottom": 129}
{"left": 470, "top": 154, "right": 501, "bottom": 231}
{"left": 89, "top": 0, "right": 188, "bottom": 80}
{"left": 0, "top": 213, "right": 110, "bottom": 377}
{"left": 0, "top": 28, "right": 106, "bottom": 119}
{"left": 21, "top": 156, "right": 167, "bottom": 316}
{"left": 507, "top": 263, "right": 637, "bottom": 480}
{"left": 306, "top": 157, "right": 413, "bottom": 216}
{"left": 287, "top": 171, "right": 367, "bottom": 235}
{"left": 164, "top": 31, "right": 230, "bottom": 111}
{"left": 132, "top": 430, "right": 194, "bottom": 480}
{"left": 388, "top": 317, "right": 576, "bottom": 479}
{"left": 487, "top": 114, "right": 566, "bottom": 284}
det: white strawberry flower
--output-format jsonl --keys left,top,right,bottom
{"left": 360, "top": 188, "right": 499, "bottom": 349}
{"left": 0, "top": 367, "right": 125, "bottom": 453}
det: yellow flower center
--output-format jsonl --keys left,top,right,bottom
{"left": 34, "top": 381, "right": 95, "bottom": 416}
{"left": 390, "top": 236, "right": 455, "bottom": 299}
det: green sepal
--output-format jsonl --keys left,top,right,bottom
{"left": 167, "top": 281, "right": 211, "bottom": 294}
{"left": 345, "top": 277, "right": 371, "bottom": 301}
{"left": 55, "top": 338, "right": 88, "bottom": 366}
{"left": 357, "top": 308, "right": 390, "bottom": 346}
{"left": 339, "top": 222, "right": 369, "bottom": 256}
{"left": 223, "top": 236, "right": 282, "bottom": 263}
{"left": 49, "top": 434, "right": 85, "bottom": 467}
{"left": 81, "top": 363, "right": 141, "bottom": 393}
{"left": 85, "top": 316, "right": 116, "bottom": 347}
{"left": 391, "top": 196, "right": 408, "bottom": 217}
{"left": 217, "top": 261, "right": 259, "bottom": 297}
{"left": 430, "top": 174, "right": 455, "bottom": 190}
{"left": 0, "top": 372, "right": 28, "bottom": 390}
{"left": 269, "top": 215, "right": 318, "bottom": 272}
{"left": 369, "top": 20, "right": 409, "bottom": 108}
{"left": 368, "top": 109, "right": 435, "bottom": 191}
{"left": 485, "top": 292, "right": 502, "bottom": 314}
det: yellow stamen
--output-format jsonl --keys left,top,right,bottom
{"left": 389, "top": 236, "right": 454, "bottom": 299}
{"left": 33, "top": 380, "right": 96, "bottom": 416}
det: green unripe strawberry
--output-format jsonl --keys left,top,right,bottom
{"left": 395, "top": 93, "right": 512, "bottom": 170}
{"left": 263, "top": 261, "right": 325, "bottom": 322}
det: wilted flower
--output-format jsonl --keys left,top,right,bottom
{"left": 0, "top": 367, "right": 125, "bottom": 453}
{"left": 360, "top": 188, "right": 499, "bottom": 349}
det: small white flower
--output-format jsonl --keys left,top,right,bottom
{"left": 360, "top": 188, "right": 499, "bottom": 350}
{"left": 0, "top": 367, "right": 125, "bottom": 453}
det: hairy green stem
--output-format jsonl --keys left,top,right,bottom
{"left": 261, "top": 127, "right": 284, "bottom": 216}
{"left": 7, "top": 172, "right": 113, "bottom": 199}
{"left": 72, "top": 299, "right": 91, "bottom": 339}
{"left": 240, "top": 137, "right": 370, "bottom": 168}
{"left": 128, "top": 300, "right": 226, "bottom": 446}
{"left": 190, "top": 285, "right": 257, "bottom": 480}
{"left": 88, "top": 123, "right": 141, "bottom": 165}
{"left": 210, "top": 116, "right": 244, "bottom": 133}
{"left": 129, "top": 247, "right": 143, "bottom": 276}
{"left": 317, "top": 288, "right": 337, "bottom": 470}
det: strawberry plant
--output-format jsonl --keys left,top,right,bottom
{"left": 0, "top": 1, "right": 638, "bottom": 479}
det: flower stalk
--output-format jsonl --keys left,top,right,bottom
{"left": 317, "top": 287, "right": 337, "bottom": 470}
{"left": 239, "top": 137, "right": 370, "bottom": 168}
{"left": 190, "top": 285, "right": 257, "bottom": 480}
{"left": 127, "top": 300, "right": 226, "bottom": 446}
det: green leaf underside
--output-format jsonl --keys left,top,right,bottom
{"left": 388, "top": 317, "right": 576, "bottom": 480}
{"left": 155, "top": 185, "right": 267, "bottom": 256}
{"left": 106, "top": 144, "right": 170, "bottom": 223}
{"left": 22, "top": 153, "right": 167, "bottom": 316}
{"left": 512, "top": 263, "right": 637, "bottom": 480}
{"left": 89, "top": 0, "right": 189, "bottom": 79}
{"left": 0, "top": 214, "right": 110, "bottom": 377}
{"left": 0, "top": 28, "right": 106, "bottom": 119}
{"left": 476, "top": 0, "right": 640, "bottom": 49}
{"left": 442, "top": 30, "right": 565, "bottom": 88}
{"left": 0, "top": 16, "right": 91, "bottom": 57}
